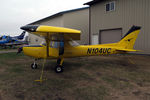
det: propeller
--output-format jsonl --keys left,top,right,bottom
{"left": 17, "top": 47, "right": 23, "bottom": 54}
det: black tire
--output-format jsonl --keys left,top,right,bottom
{"left": 31, "top": 63, "right": 38, "bottom": 69}
{"left": 55, "top": 65, "right": 63, "bottom": 73}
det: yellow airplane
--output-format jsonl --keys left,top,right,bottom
{"left": 19, "top": 25, "right": 141, "bottom": 73}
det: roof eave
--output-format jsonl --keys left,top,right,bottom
{"left": 28, "top": 7, "right": 89, "bottom": 25}
{"left": 28, "top": 13, "right": 63, "bottom": 25}
{"left": 84, "top": 0, "right": 104, "bottom": 5}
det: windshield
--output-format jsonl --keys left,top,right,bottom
{"left": 69, "top": 41, "right": 80, "bottom": 46}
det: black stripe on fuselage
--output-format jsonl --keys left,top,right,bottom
{"left": 20, "top": 25, "right": 39, "bottom": 32}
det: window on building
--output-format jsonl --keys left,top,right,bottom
{"left": 106, "top": 3, "right": 110, "bottom": 11}
{"left": 105, "top": 1, "right": 115, "bottom": 12}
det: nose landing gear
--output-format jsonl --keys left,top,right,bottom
{"left": 31, "top": 59, "right": 38, "bottom": 69}
{"left": 31, "top": 63, "right": 38, "bottom": 69}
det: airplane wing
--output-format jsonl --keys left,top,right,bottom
{"left": 21, "top": 25, "right": 81, "bottom": 57}
{"left": 20, "top": 25, "right": 81, "bottom": 41}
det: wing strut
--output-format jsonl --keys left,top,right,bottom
{"left": 46, "top": 33, "right": 49, "bottom": 57}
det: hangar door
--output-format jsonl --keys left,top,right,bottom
{"left": 99, "top": 29, "right": 122, "bottom": 44}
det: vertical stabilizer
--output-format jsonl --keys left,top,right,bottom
{"left": 118, "top": 26, "right": 141, "bottom": 49}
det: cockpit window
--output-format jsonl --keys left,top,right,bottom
{"left": 50, "top": 41, "right": 64, "bottom": 48}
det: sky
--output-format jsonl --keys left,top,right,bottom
{"left": 0, "top": 0, "right": 90, "bottom": 36}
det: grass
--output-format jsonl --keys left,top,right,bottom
{"left": 0, "top": 53, "right": 150, "bottom": 100}
{"left": 0, "top": 53, "right": 27, "bottom": 74}
{"left": 7, "top": 65, "right": 24, "bottom": 73}
{"left": 74, "top": 86, "right": 108, "bottom": 100}
{"left": 0, "top": 52, "right": 24, "bottom": 61}
{"left": 0, "top": 46, "right": 18, "bottom": 50}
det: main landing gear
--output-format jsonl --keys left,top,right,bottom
{"left": 55, "top": 58, "right": 64, "bottom": 73}
{"left": 30, "top": 58, "right": 64, "bottom": 73}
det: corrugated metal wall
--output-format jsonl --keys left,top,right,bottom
{"left": 29, "top": 8, "right": 89, "bottom": 45}
{"left": 63, "top": 9, "right": 89, "bottom": 45}
{"left": 90, "top": 0, "right": 150, "bottom": 54}
{"left": 28, "top": 16, "right": 63, "bottom": 44}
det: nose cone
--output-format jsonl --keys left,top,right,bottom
{"left": 20, "top": 25, "right": 39, "bottom": 32}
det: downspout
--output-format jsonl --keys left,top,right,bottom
{"left": 89, "top": 6, "right": 91, "bottom": 45}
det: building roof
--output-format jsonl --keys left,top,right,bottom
{"left": 84, "top": 0, "right": 105, "bottom": 5}
{"left": 29, "top": 7, "right": 89, "bottom": 25}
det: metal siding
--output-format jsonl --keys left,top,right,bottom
{"left": 29, "top": 16, "right": 63, "bottom": 44}
{"left": 63, "top": 9, "right": 89, "bottom": 45}
{"left": 29, "top": 8, "right": 89, "bottom": 45}
{"left": 38, "top": 16, "right": 64, "bottom": 27}
{"left": 28, "top": 33, "right": 45, "bottom": 45}
{"left": 90, "top": 0, "right": 150, "bottom": 54}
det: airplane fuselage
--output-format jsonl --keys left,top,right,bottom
{"left": 23, "top": 43, "right": 123, "bottom": 59}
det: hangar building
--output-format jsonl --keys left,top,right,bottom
{"left": 85, "top": 0, "right": 150, "bottom": 54}
{"left": 28, "top": 7, "right": 89, "bottom": 45}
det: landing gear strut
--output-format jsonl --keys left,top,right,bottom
{"left": 31, "top": 59, "right": 38, "bottom": 69}
{"left": 55, "top": 58, "right": 64, "bottom": 73}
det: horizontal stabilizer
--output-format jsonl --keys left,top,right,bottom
{"left": 116, "top": 48, "right": 141, "bottom": 52}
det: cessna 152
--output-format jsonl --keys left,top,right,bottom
{"left": 19, "top": 25, "right": 141, "bottom": 73}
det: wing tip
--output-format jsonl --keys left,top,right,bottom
{"left": 20, "top": 25, "right": 39, "bottom": 32}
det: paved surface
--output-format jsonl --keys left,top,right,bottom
{"left": 0, "top": 50, "right": 17, "bottom": 54}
